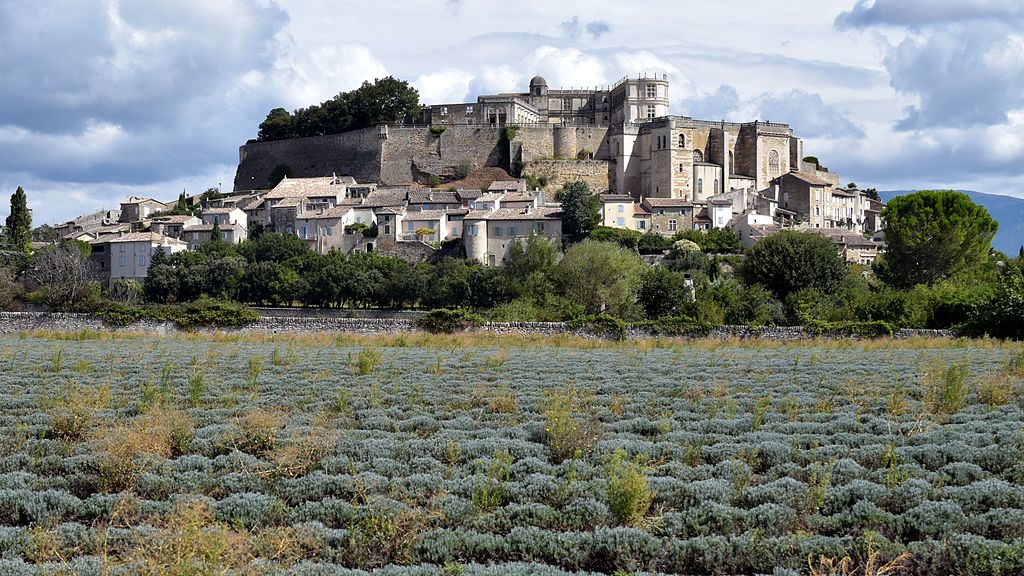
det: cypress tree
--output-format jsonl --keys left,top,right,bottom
{"left": 5, "top": 187, "right": 31, "bottom": 253}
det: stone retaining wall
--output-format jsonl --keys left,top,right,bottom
{"left": 0, "top": 312, "right": 956, "bottom": 341}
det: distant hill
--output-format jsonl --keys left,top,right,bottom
{"left": 879, "top": 190, "right": 1024, "bottom": 256}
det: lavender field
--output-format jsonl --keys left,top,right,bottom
{"left": 0, "top": 332, "right": 1022, "bottom": 575}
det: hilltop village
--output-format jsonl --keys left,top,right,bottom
{"left": 53, "top": 74, "right": 885, "bottom": 285}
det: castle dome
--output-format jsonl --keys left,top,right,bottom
{"left": 529, "top": 75, "right": 547, "bottom": 88}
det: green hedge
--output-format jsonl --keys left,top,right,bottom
{"left": 805, "top": 319, "right": 895, "bottom": 338}
{"left": 635, "top": 317, "right": 717, "bottom": 337}
{"left": 567, "top": 315, "right": 628, "bottom": 340}
{"left": 94, "top": 299, "right": 259, "bottom": 331}
{"left": 415, "top": 308, "right": 484, "bottom": 333}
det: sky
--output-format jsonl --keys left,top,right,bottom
{"left": 3, "top": 0, "right": 1024, "bottom": 225}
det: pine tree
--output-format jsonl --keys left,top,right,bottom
{"left": 5, "top": 187, "right": 31, "bottom": 253}
{"left": 174, "top": 192, "right": 188, "bottom": 215}
{"left": 211, "top": 218, "right": 221, "bottom": 242}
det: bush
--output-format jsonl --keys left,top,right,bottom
{"left": 543, "top": 386, "right": 599, "bottom": 463}
{"left": 415, "top": 308, "right": 484, "bottom": 333}
{"left": 638, "top": 232, "right": 672, "bottom": 254}
{"left": 922, "top": 360, "right": 969, "bottom": 415}
{"left": 738, "top": 231, "right": 845, "bottom": 299}
{"left": 588, "top": 227, "right": 643, "bottom": 250}
{"left": 94, "top": 299, "right": 259, "bottom": 330}
{"left": 567, "top": 315, "right": 627, "bottom": 340}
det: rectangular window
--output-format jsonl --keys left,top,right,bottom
{"left": 668, "top": 219, "right": 677, "bottom": 232}
{"left": 508, "top": 226, "right": 516, "bottom": 236}
{"left": 618, "top": 204, "right": 624, "bottom": 213}
{"left": 616, "top": 217, "right": 625, "bottom": 226}
{"left": 646, "top": 105, "right": 656, "bottom": 118}
{"left": 679, "top": 163, "right": 684, "bottom": 173}
{"left": 535, "top": 222, "right": 545, "bottom": 232}
{"left": 646, "top": 84, "right": 656, "bottom": 98}
{"left": 468, "top": 224, "right": 477, "bottom": 237}
{"left": 301, "top": 226, "right": 307, "bottom": 239}
{"left": 638, "top": 220, "right": 646, "bottom": 230}
{"left": 563, "top": 98, "right": 571, "bottom": 111}
{"left": 120, "top": 245, "right": 126, "bottom": 252}
{"left": 466, "top": 105, "right": 474, "bottom": 115}
{"left": 324, "top": 227, "right": 332, "bottom": 236}
{"left": 441, "top": 106, "right": 448, "bottom": 115}
{"left": 138, "top": 255, "right": 145, "bottom": 266}
{"left": 384, "top": 225, "right": 391, "bottom": 235}
{"left": 119, "top": 255, "right": 125, "bottom": 267}
{"left": 221, "top": 232, "right": 228, "bottom": 240}
{"left": 815, "top": 207, "right": 820, "bottom": 216}
{"left": 493, "top": 226, "right": 501, "bottom": 237}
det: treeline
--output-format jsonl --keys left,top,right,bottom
{"left": 256, "top": 77, "right": 421, "bottom": 141}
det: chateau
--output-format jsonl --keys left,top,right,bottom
{"left": 53, "top": 72, "right": 885, "bottom": 284}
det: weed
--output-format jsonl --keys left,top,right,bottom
{"left": 188, "top": 370, "right": 205, "bottom": 408}
{"left": 350, "top": 348, "right": 383, "bottom": 376}
{"left": 543, "top": 385, "right": 600, "bottom": 463}
{"left": 606, "top": 449, "right": 652, "bottom": 526}
{"left": 922, "top": 360, "right": 968, "bottom": 415}
{"left": 471, "top": 448, "right": 514, "bottom": 511}
{"left": 751, "top": 394, "right": 772, "bottom": 430}
{"left": 50, "top": 348, "right": 64, "bottom": 372}
{"left": 247, "top": 356, "right": 263, "bottom": 387}
{"left": 483, "top": 348, "right": 509, "bottom": 369}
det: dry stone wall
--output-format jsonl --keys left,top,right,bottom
{"left": 0, "top": 312, "right": 954, "bottom": 341}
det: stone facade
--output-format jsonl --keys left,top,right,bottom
{"left": 522, "top": 160, "right": 610, "bottom": 197}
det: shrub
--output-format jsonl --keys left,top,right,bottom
{"left": 922, "top": 360, "right": 969, "bottom": 416}
{"left": 567, "top": 315, "right": 627, "bottom": 340}
{"left": 429, "top": 125, "right": 446, "bottom": 137}
{"left": 606, "top": 450, "right": 652, "bottom": 526}
{"left": 416, "top": 308, "right": 484, "bottom": 333}
{"left": 94, "top": 299, "right": 258, "bottom": 330}
{"left": 543, "top": 386, "right": 600, "bottom": 463}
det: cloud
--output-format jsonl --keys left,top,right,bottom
{"left": 585, "top": 20, "right": 611, "bottom": 39}
{"left": 414, "top": 69, "right": 476, "bottom": 104}
{"left": 836, "top": 0, "right": 1024, "bottom": 29}
{"left": 271, "top": 44, "right": 389, "bottom": 109}
{"left": 834, "top": 2, "right": 1024, "bottom": 130}
{"left": 737, "top": 90, "right": 865, "bottom": 139}
{"left": 560, "top": 16, "right": 612, "bottom": 41}
{"left": 679, "top": 85, "right": 741, "bottom": 120}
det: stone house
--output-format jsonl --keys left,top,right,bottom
{"left": 463, "top": 206, "right": 563, "bottom": 266}
{"left": 599, "top": 194, "right": 637, "bottom": 229}
{"left": 150, "top": 215, "right": 201, "bottom": 239}
{"left": 641, "top": 198, "right": 695, "bottom": 235}
{"left": 118, "top": 198, "right": 169, "bottom": 224}
{"left": 89, "top": 232, "right": 187, "bottom": 285}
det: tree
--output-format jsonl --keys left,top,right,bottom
{"left": 236, "top": 233, "right": 309, "bottom": 263}
{"left": 864, "top": 188, "right": 881, "bottom": 202}
{"left": 5, "top": 187, "right": 31, "bottom": 253}
{"left": 257, "top": 108, "right": 295, "bottom": 141}
{"left": 558, "top": 181, "right": 600, "bottom": 241}
{"left": 503, "top": 234, "right": 559, "bottom": 300}
{"left": 29, "top": 243, "right": 99, "bottom": 310}
{"left": 255, "top": 77, "right": 421, "bottom": 141}
{"left": 876, "top": 190, "right": 998, "bottom": 288}
{"left": 144, "top": 264, "right": 178, "bottom": 303}
{"left": 556, "top": 240, "right": 645, "bottom": 318}
{"left": 738, "top": 230, "right": 845, "bottom": 299}
{"left": 638, "top": 266, "right": 693, "bottom": 319}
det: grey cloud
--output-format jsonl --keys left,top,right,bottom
{"left": 0, "top": 1, "right": 288, "bottom": 135}
{"left": 0, "top": 1, "right": 289, "bottom": 188}
{"left": 749, "top": 90, "right": 865, "bottom": 139}
{"left": 836, "top": 0, "right": 1024, "bottom": 29}
{"left": 586, "top": 21, "right": 611, "bottom": 39}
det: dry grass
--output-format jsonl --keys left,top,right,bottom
{"left": 809, "top": 550, "right": 912, "bottom": 576}
{"left": 92, "top": 407, "right": 193, "bottom": 492}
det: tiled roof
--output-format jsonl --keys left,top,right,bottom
{"left": 183, "top": 223, "right": 244, "bottom": 232}
{"left": 201, "top": 207, "right": 240, "bottom": 215}
{"left": 633, "top": 205, "right": 651, "bottom": 216}
{"left": 361, "top": 188, "right": 411, "bottom": 208}
{"left": 500, "top": 193, "right": 537, "bottom": 203}
{"left": 600, "top": 194, "right": 634, "bottom": 203}
{"left": 403, "top": 209, "right": 449, "bottom": 221}
{"left": 488, "top": 179, "right": 525, "bottom": 192}
{"left": 150, "top": 215, "right": 198, "bottom": 224}
{"left": 90, "top": 232, "right": 185, "bottom": 244}
{"left": 120, "top": 197, "right": 166, "bottom": 206}
{"left": 642, "top": 197, "right": 693, "bottom": 207}
{"left": 408, "top": 190, "right": 460, "bottom": 204}
{"left": 782, "top": 171, "right": 832, "bottom": 186}
{"left": 264, "top": 177, "right": 347, "bottom": 200}
{"left": 464, "top": 206, "right": 563, "bottom": 221}
{"left": 296, "top": 207, "right": 353, "bottom": 219}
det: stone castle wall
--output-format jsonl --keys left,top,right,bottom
{"left": 521, "top": 160, "right": 612, "bottom": 196}
{"left": 381, "top": 126, "right": 507, "bottom": 183}
{"left": 233, "top": 127, "right": 383, "bottom": 191}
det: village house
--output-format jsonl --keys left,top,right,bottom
{"left": 118, "top": 197, "right": 168, "bottom": 225}
{"left": 150, "top": 214, "right": 201, "bottom": 239}
{"left": 463, "top": 205, "right": 563, "bottom": 266}
{"left": 89, "top": 232, "right": 187, "bottom": 285}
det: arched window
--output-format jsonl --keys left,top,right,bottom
{"left": 693, "top": 150, "right": 703, "bottom": 163}
{"left": 714, "top": 179, "right": 720, "bottom": 193}
{"left": 697, "top": 179, "right": 703, "bottom": 195}
{"left": 678, "top": 134, "right": 685, "bottom": 148}
{"left": 768, "top": 150, "right": 780, "bottom": 176}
